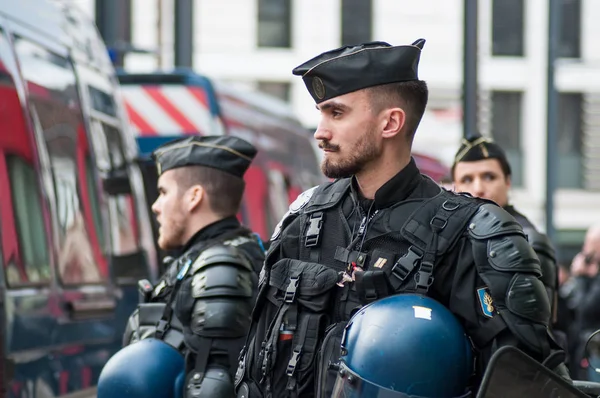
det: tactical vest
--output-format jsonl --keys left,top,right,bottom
{"left": 125, "top": 227, "right": 261, "bottom": 352}
{"left": 237, "top": 177, "right": 482, "bottom": 398}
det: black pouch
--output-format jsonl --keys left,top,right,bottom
{"left": 267, "top": 259, "right": 339, "bottom": 310}
{"left": 255, "top": 259, "right": 339, "bottom": 398}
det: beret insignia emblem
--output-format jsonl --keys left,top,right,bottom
{"left": 312, "top": 77, "right": 326, "bottom": 99}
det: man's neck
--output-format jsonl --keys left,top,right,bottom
{"left": 181, "top": 212, "right": 224, "bottom": 246}
{"left": 355, "top": 154, "right": 411, "bottom": 199}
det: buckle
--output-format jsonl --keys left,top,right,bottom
{"left": 305, "top": 213, "right": 323, "bottom": 247}
{"left": 415, "top": 261, "right": 434, "bottom": 289}
{"left": 390, "top": 247, "right": 422, "bottom": 282}
{"left": 155, "top": 319, "right": 169, "bottom": 339}
{"left": 284, "top": 276, "right": 300, "bottom": 303}
{"left": 286, "top": 347, "right": 302, "bottom": 377}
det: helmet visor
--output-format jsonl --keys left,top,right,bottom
{"left": 331, "top": 363, "right": 471, "bottom": 398}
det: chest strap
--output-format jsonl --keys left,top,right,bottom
{"left": 300, "top": 179, "right": 352, "bottom": 265}
{"left": 388, "top": 195, "right": 474, "bottom": 294}
{"left": 305, "top": 212, "right": 324, "bottom": 263}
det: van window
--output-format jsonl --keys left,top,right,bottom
{"left": 88, "top": 85, "right": 117, "bottom": 117}
{"left": 14, "top": 36, "right": 107, "bottom": 284}
{"left": 0, "top": 29, "right": 51, "bottom": 285}
{"left": 7, "top": 156, "right": 51, "bottom": 283}
{"left": 87, "top": 84, "right": 141, "bottom": 256}
{"left": 99, "top": 121, "right": 139, "bottom": 254}
{"left": 102, "top": 122, "right": 126, "bottom": 168}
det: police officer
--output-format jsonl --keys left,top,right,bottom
{"left": 451, "top": 136, "right": 561, "bottom": 332}
{"left": 122, "top": 135, "right": 265, "bottom": 397}
{"left": 452, "top": 136, "right": 537, "bottom": 230}
{"left": 235, "top": 39, "right": 569, "bottom": 398}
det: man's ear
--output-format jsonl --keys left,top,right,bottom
{"left": 187, "top": 185, "right": 204, "bottom": 212}
{"left": 381, "top": 107, "right": 406, "bottom": 139}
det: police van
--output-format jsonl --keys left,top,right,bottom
{"left": 0, "top": 1, "right": 158, "bottom": 396}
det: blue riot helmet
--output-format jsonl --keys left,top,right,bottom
{"left": 98, "top": 339, "right": 185, "bottom": 398}
{"left": 332, "top": 294, "right": 474, "bottom": 398}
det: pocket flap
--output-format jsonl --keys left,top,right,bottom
{"left": 269, "top": 259, "right": 339, "bottom": 297}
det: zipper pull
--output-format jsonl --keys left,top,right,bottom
{"left": 357, "top": 215, "right": 368, "bottom": 236}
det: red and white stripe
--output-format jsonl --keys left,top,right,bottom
{"left": 120, "top": 85, "right": 224, "bottom": 137}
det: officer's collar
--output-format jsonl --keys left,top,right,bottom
{"left": 180, "top": 216, "right": 241, "bottom": 253}
{"left": 351, "top": 157, "right": 422, "bottom": 209}
{"left": 503, "top": 204, "right": 524, "bottom": 220}
{"left": 503, "top": 204, "right": 534, "bottom": 230}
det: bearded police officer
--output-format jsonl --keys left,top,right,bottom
{"left": 234, "top": 40, "right": 569, "bottom": 398}
{"left": 452, "top": 136, "right": 561, "bottom": 333}
{"left": 122, "top": 135, "right": 265, "bottom": 398}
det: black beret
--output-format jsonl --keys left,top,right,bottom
{"left": 292, "top": 39, "right": 426, "bottom": 104}
{"left": 453, "top": 136, "right": 512, "bottom": 176}
{"left": 152, "top": 135, "right": 257, "bottom": 178}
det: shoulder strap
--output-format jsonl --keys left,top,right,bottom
{"left": 388, "top": 192, "right": 481, "bottom": 293}
{"left": 304, "top": 178, "right": 351, "bottom": 211}
{"left": 299, "top": 178, "right": 352, "bottom": 263}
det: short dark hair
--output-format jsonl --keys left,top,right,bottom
{"left": 174, "top": 166, "right": 245, "bottom": 217}
{"left": 367, "top": 80, "right": 429, "bottom": 141}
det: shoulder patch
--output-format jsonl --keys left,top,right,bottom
{"left": 290, "top": 185, "right": 319, "bottom": 212}
{"left": 270, "top": 185, "right": 319, "bottom": 241}
{"left": 477, "top": 286, "right": 495, "bottom": 318}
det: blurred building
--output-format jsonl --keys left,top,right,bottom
{"left": 80, "top": 0, "right": 600, "bottom": 259}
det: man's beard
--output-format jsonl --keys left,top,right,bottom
{"left": 319, "top": 128, "right": 380, "bottom": 179}
{"left": 157, "top": 217, "right": 186, "bottom": 250}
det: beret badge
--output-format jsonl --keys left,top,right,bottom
{"left": 312, "top": 77, "right": 326, "bottom": 100}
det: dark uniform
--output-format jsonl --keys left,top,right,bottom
{"left": 506, "top": 205, "right": 560, "bottom": 325}
{"left": 123, "top": 135, "right": 265, "bottom": 398}
{"left": 235, "top": 40, "right": 569, "bottom": 398}
{"left": 562, "top": 265, "right": 600, "bottom": 379}
{"left": 453, "top": 137, "right": 560, "bottom": 327}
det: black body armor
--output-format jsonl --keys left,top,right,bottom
{"left": 235, "top": 163, "right": 562, "bottom": 398}
{"left": 123, "top": 218, "right": 264, "bottom": 398}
